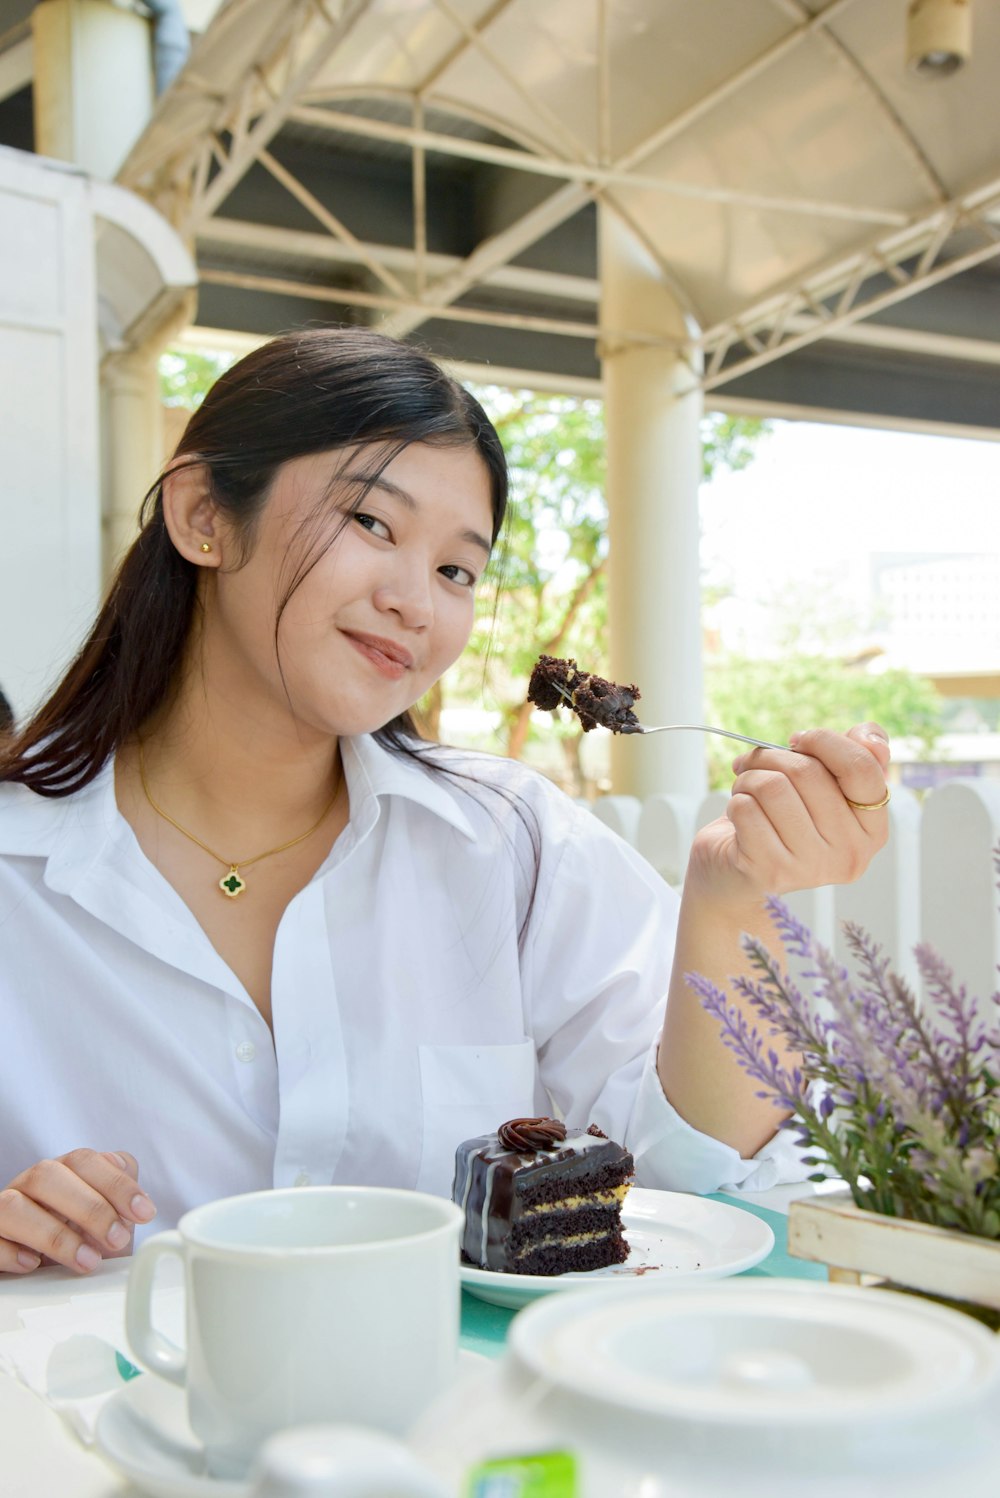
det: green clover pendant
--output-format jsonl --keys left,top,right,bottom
{"left": 220, "top": 867, "right": 247, "bottom": 898}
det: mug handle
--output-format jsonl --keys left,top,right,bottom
{"left": 125, "top": 1229, "right": 186, "bottom": 1386}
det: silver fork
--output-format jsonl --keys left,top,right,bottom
{"left": 633, "top": 723, "right": 788, "bottom": 751}
{"left": 549, "top": 681, "right": 787, "bottom": 752}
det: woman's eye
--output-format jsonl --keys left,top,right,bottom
{"left": 354, "top": 512, "right": 391, "bottom": 540}
{"left": 439, "top": 564, "right": 478, "bottom": 588}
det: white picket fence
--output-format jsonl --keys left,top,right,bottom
{"left": 592, "top": 778, "right": 1000, "bottom": 1003}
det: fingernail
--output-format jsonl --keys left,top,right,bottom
{"left": 865, "top": 729, "right": 888, "bottom": 744}
{"left": 110, "top": 1153, "right": 130, "bottom": 1169}
{"left": 788, "top": 733, "right": 802, "bottom": 748}
{"left": 107, "top": 1221, "right": 131, "bottom": 1249}
{"left": 16, "top": 1250, "right": 40, "bottom": 1270}
{"left": 76, "top": 1244, "right": 101, "bottom": 1272}
{"left": 130, "top": 1193, "right": 156, "bottom": 1222}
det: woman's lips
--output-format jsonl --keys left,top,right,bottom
{"left": 341, "top": 630, "right": 413, "bottom": 680}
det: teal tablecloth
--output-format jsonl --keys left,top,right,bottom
{"left": 459, "top": 1194, "right": 825, "bottom": 1358}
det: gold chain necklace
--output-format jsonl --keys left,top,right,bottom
{"left": 137, "top": 742, "right": 341, "bottom": 899}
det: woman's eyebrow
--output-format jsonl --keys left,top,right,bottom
{"left": 345, "top": 471, "right": 492, "bottom": 556}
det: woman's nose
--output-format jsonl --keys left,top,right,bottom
{"left": 372, "top": 562, "right": 433, "bottom": 629}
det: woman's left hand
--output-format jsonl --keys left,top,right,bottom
{"left": 686, "top": 722, "right": 891, "bottom": 911}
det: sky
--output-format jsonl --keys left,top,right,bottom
{"left": 701, "top": 419, "right": 1000, "bottom": 587}
{"left": 699, "top": 419, "right": 1000, "bottom": 663}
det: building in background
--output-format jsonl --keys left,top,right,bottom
{"left": 871, "top": 551, "right": 1000, "bottom": 787}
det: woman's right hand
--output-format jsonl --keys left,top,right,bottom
{"left": 0, "top": 1150, "right": 157, "bottom": 1275}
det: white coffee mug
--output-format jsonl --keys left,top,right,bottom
{"left": 125, "top": 1186, "right": 463, "bottom": 1479}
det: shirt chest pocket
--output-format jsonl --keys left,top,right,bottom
{"left": 416, "top": 1039, "right": 540, "bottom": 1198}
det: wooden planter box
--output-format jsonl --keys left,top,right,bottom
{"left": 787, "top": 1191, "right": 1000, "bottom": 1314}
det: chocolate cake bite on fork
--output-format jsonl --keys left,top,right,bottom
{"left": 527, "top": 655, "right": 643, "bottom": 734}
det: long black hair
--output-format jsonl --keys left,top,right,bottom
{"left": 1, "top": 327, "right": 508, "bottom": 796}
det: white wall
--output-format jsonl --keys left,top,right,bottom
{"left": 0, "top": 147, "right": 197, "bottom": 722}
{"left": 0, "top": 147, "right": 101, "bottom": 720}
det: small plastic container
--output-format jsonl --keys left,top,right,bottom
{"left": 247, "top": 1424, "right": 449, "bottom": 1498}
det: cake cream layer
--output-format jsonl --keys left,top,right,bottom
{"left": 513, "top": 1228, "right": 611, "bottom": 1257}
{"left": 453, "top": 1127, "right": 634, "bottom": 1273}
{"left": 522, "top": 1183, "right": 630, "bottom": 1214}
{"left": 510, "top": 1228, "right": 630, "bottom": 1276}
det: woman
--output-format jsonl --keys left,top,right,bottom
{"left": 0, "top": 328, "right": 890, "bottom": 1276}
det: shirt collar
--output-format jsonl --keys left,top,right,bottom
{"left": 0, "top": 735, "right": 479, "bottom": 866}
{"left": 342, "top": 734, "right": 478, "bottom": 843}
{"left": 0, "top": 763, "right": 116, "bottom": 863}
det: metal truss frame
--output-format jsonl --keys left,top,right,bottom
{"left": 121, "top": 0, "right": 378, "bottom": 231}
{"left": 116, "top": 0, "right": 999, "bottom": 388}
{"left": 700, "top": 179, "right": 1000, "bottom": 392}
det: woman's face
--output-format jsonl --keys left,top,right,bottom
{"left": 207, "top": 441, "right": 495, "bottom": 739}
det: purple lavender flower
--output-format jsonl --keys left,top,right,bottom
{"left": 689, "top": 864, "right": 1000, "bottom": 1242}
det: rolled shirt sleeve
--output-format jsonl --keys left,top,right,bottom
{"left": 627, "top": 1034, "right": 812, "bottom": 1194}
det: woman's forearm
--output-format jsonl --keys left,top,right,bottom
{"left": 655, "top": 724, "right": 890, "bottom": 1158}
{"left": 656, "top": 880, "right": 797, "bottom": 1157}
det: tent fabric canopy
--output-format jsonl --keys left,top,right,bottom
{"left": 4, "top": 0, "right": 999, "bottom": 431}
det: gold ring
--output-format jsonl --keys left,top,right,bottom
{"left": 844, "top": 787, "right": 891, "bottom": 812}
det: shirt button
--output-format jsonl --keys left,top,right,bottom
{"left": 293, "top": 1171, "right": 311, "bottom": 1187}
{"left": 235, "top": 1041, "right": 256, "bottom": 1063}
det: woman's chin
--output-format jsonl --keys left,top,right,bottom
{"left": 288, "top": 702, "right": 416, "bottom": 741}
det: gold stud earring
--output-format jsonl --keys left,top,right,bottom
{"left": 200, "top": 541, "right": 212, "bottom": 553}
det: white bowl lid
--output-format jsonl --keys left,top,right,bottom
{"left": 509, "top": 1280, "right": 1000, "bottom": 1429}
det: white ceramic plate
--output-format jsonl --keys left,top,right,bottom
{"left": 94, "top": 1352, "right": 488, "bottom": 1498}
{"left": 459, "top": 1187, "right": 774, "bottom": 1310}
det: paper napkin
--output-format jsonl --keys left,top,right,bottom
{"left": 0, "top": 1285, "right": 184, "bottom": 1442}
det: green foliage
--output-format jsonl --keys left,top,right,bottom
{"left": 446, "top": 392, "right": 770, "bottom": 777}
{"left": 704, "top": 654, "right": 942, "bottom": 789}
{"left": 699, "top": 412, "right": 769, "bottom": 480}
{"left": 159, "top": 348, "right": 236, "bottom": 408}
{"left": 448, "top": 392, "right": 610, "bottom": 741}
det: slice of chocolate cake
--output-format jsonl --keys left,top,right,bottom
{"left": 527, "top": 655, "right": 643, "bottom": 734}
{"left": 453, "top": 1117, "right": 634, "bottom": 1275}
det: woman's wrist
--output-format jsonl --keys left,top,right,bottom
{"left": 680, "top": 835, "right": 769, "bottom": 932}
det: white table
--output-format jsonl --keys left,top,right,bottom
{"left": 0, "top": 1259, "right": 139, "bottom": 1497}
{"left": 0, "top": 1183, "right": 817, "bottom": 1496}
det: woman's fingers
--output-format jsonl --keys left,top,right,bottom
{"left": 846, "top": 721, "right": 891, "bottom": 766}
{"left": 55, "top": 1149, "right": 156, "bottom": 1232}
{"left": 789, "top": 725, "right": 891, "bottom": 806}
{"left": 92, "top": 1150, "right": 151, "bottom": 1258}
{"left": 0, "top": 1186, "right": 107, "bottom": 1273}
{"left": 0, "top": 1237, "right": 42, "bottom": 1274}
{"left": 0, "top": 1149, "right": 156, "bottom": 1275}
{"left": 734, "top": 729, "right": 891, "bottom": 825}
{"left": 725, "top": 725, "right": 891, "bottom": 892}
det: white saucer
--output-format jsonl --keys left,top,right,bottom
{"left": 94, "top": 1351, "right": 487, "bottom": 1497}
{"left": 460, "top": 1187, "right": 775, "bottom": 1310}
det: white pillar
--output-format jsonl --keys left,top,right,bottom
{"left": 102, "top": 345, "right": 168, "bottom": 578}
{"left": 101, "top": 293, "right": 195, "bottom": 582}
{"left": 32, "top": 0, "right": 154, "bottom": 181}
{"left": 599, "top": 208, "right": 706, "bottom": 801}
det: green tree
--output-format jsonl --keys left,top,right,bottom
{"left": 439, "top": 388, "right": 770, "bottom": 793}
{"left": 159, "top": 347, "right": 236, "bottom": 407}
{"left": 704, "top": 653, "right": 941, "bottom": 790}
{"left": 452, "top": 392, "right": 612, "bottom": 764}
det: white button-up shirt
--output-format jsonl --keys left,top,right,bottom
{"left": 0, "top": 735, "right": 803, "bottom": 1236}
